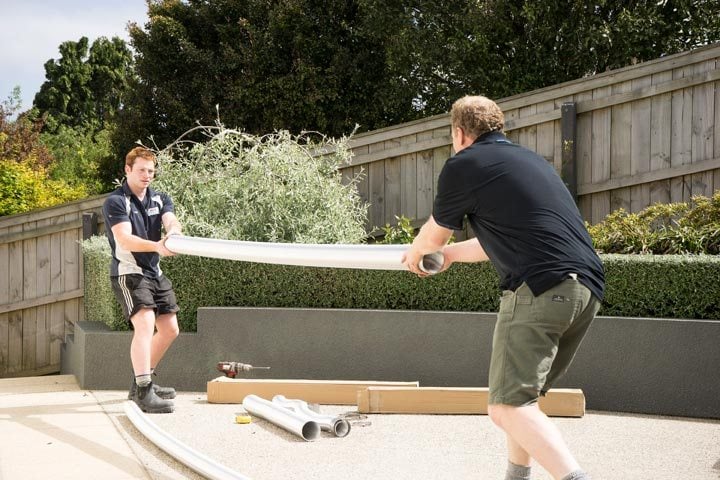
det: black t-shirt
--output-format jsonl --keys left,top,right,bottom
{"left": 102, "top": 182, "right": 174, "bottom": 278}
{"left": 433, "top": 131, "right": 604, "bottom": 300}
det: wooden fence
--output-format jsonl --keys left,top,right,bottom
{"left": 341, "top": 42, "right": 720, "bottom": 229}
{"left": 1, "top": 43, "right": 719, "bottom": 378}
{"left": 0, "top": 197, "right": 105, "bottom": 377}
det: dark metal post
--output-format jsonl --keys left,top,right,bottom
{"left": 82, "top": 212, "right": 98, "bottom": 240}
{"left": 560, "top": 102, "right": 578, "bottom": 202}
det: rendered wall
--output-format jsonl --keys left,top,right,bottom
{"left": 61, "top": 307, "right": 720, "bottom": 419}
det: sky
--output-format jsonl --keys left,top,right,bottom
{"left": 0, "top": 0, "right": 149, "bottom": 114}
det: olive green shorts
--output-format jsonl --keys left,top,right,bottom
{"left": 488, "top": 278, "right": 601, "bottom": 406}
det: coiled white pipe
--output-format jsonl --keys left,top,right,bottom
{"left": 124, "top": 401, "right": 251, "bottom": 480}
{"left": 164, "top": 235, "right": 444, "bottom": 274}
{"left": 272, "top": 395, "right": 350, "bottom": 438}
{"left": 242, "top": 394, "right": 321, "bottom": 441}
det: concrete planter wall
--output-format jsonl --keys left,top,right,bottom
{"left": 61, "top": 307, "right": 720, "bottom": 419}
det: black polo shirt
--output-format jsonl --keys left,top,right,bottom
{"left": 433, "top": 131, "right": 604, "bottom": 300}
{"left": 102, "top": 181, "right": 174, "bottom": 278}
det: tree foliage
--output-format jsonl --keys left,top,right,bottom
{"left": 33, "top": 36, "right": 133, "bottom": 130}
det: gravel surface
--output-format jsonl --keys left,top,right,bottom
{"left": 93, "top": 390, "right": 720, "bottom": 480}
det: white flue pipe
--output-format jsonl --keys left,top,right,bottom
{"left": 272, "top": 395, "right": 350, "bottom": 438}
{"left": 242, "top": 394, "right": 321, "bottom": 441}
{"left": 164, "top": 235, "right": 444, "bottom": 274}
{"left": 124, "top": 401, "right": 251, "bottom": 480}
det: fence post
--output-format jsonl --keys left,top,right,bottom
{"left": 560, "top": 102, "right": 577, "bottom": 202}
{"left": 82, "top": 212, "right": 98, "bottom": 240}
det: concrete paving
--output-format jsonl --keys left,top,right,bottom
{"left": 1, "top": 375, "right": 720, "bottom": 479}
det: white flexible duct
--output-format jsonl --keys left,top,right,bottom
{"left": 124, "top": 401, "right": 251, "bottom": 480}
{"left": 164, "top": 235, "right": 444, "bottom": 273}
{"left": 272, "top": 395, "right": 351, "bottom": 438}
{"left": 242, "top": 394, "right": 321, "bottom": 441}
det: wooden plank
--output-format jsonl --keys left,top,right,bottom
{"left": 536, "top": 100, "right": 556, "bottom": 169}
{"left": 0, "top": 218, "right": 82, "bottom": 246}
{"left": 578, "top": 156, "right": 720, "bottom": 195}
{"left": 22, "top": 221, "right": 37, "bottom": 372}
{"left": 49, "top": 225, "right": 65, "bottom": 365}
{"left": 591, "top": 87, "right": 612, "bottom": 223}
{"left": 35, "top": 218, "right": 52, "bottom": 369}
{"left": 352, "top": 165, "right": 369, "bottom": 230}
{"left": 671, "top": 64, "right": 694, "bottom": 202}
{"left": 0, "top": 289, "right": 84, "bottom": 315}
{"left": 206, "top": 377, "right": 420, "bottom": 405}
{"left": 631, "top": 75, "right": 652, "bottom": 212}
{"left": 384, "top": 157, "right": 401, "bottom": 225}
{"left": 0, "top": 225, "right": 8, "bottom": 376}
{"left": 399, "top": 154, "right": 418, "bottom": 220}
{"left": 691, "top": 60, "right": 715, "bottom": 198}
{"left": 356, "top": 387, "right": 585, "bottom": 418}
{"left": 349, "top": 114, "right": 450, "bottom": 150}
{"left": 716, "top": 73, "right": 720, "bottom": 193}
{"left": 649, "top": 71, "right": 673, "bottom": 205}
{"left": 368, "top": 161, "right": 385, "bottom": 230}
{"left": 416, "top": 149, "right": 434, "bottom": 220}
{"left": 610, "top": 81, "right": 633, "bottom": 213}
{"left": 6, "top": 224, "right": 23, "bottom": 375}
{"left": 575, "top": 91, "right": 594, "bottom": 220}
{"left": 63, "top": 215, "right": 81, "bottom": 334}
{"left": 0, "top": 195, "right": 106, "bottom": 230}
{"left": 518, "top": 104, "right": 537, "bottom": 151}
{"left": 349, "top": 135, "right": 452, "bottom": 168}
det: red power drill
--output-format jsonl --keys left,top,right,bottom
{"left": 216, "top": 361, "right": 271, "bottom": 378}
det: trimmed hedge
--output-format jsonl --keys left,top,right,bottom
{"left": 83, "top": 237, "right": 720, "bottom": 331}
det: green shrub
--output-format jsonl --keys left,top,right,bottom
{"left": 82, "top": 235, "right": 125, "bottom": 330}
{"left": 151, "top": 127, "right": 368, "bottom": 243}
{"left": 588, "top": 192, "right": 720, "bottom": 254}
{"left": 0, "top": 158, "right": 87, "bottom": 216}
{"left": 83, "top": 236, "right": 720, "bottom": 331}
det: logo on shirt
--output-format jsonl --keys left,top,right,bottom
{"left": 147, "top": 207, "right": 160, "bottom": 216}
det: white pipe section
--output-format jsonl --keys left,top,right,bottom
{"left": 164, "top": 235, "right": 444, "bottom": 274}
{"left": 272, "top": 395, "right": 351, "bottom": 438}
{"left": 124, "top": 401, "right": 251, "bottom": 480}
{"left": 242, "top": 394, "right": 321, "bottom": 441}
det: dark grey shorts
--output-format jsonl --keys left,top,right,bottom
{"left": 489, "top": 278, "right": 601, "bottom": 406}
{"left": 111, "top": 274, "right": 179, "bottom": 324}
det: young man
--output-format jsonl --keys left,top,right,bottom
{"left": 403, "top": 96, "right": 604, "bottom": 480}
{"left": 102, "top": 147, "right": 182, "bottom": 414}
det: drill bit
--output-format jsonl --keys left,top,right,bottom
{"left": 217, "top": 361, "right": 271, "bottom": 378}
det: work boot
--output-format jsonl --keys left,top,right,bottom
{"left": 132, "top": 382, "right": 174, "bottom": 414}
{"left": 128, "top": 377, "right": 176, "bottom": 400}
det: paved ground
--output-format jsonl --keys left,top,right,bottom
{"left": 2, "top": 375, "right": 720, "bottom": 479}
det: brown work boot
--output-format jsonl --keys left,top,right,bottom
{"left": 128, "top": 377, "right": 176, "bottom": 400}
{"left": 132, "top": 382, "right": 174, "bottom": 414}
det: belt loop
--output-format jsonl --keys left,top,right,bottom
{"left": 568, "top": 273, "right": 578, "bottom": 280}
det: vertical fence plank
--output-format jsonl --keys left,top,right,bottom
{"left": 610, "top": 81, "right": 632, "bottom": 214}
{"left": 0, "top": 226, "right": 9, "bottom": 376}
{"left": 416, "top": 149, "right": 434, "bottom": 221}
{"left": 6, "top": 225, "right": 23, "bottom": 375}
{"left": 505, "top": 107, "right": 519, "bottom": 143}
{"left": 22, "top": 221, "right": 37, "bottom": 372}
{"left": 384, "top": 157, "right": 401, "bottom": 226}
{"left": 691, "top": 60, "right": 715, "bottom": 198}
{"left": 575, "top": 91, "right": 594, "bottom": 221}
{"left": 536, "top": 100, "right": 556, "bottom": 168}
{"left": 400, "top": 153, "right": 418, "bottom": 220}
{"left": 50, "top": 219, "right": 65, "bottom": 365}
{"left": 671, "top": 65, "right": 694, "bottom": 202}
{"left": 63, "top": 214, "right": 80, "bottom": 337}
{"left": 631, "top": 76, "right": 652, "bottom": 212}
{"left": 591, "top": 87, "right": 612, "bottom": 224}
{"left": 650, "top": 71, "right": 673, "bottom": 205}
{"left": 35, "top": 217, "right": 52, "bottom": 370}
{"left": 518, "top": 104, "right": 537, "bottom": 151}
{"left": 715, "top": 68, "right": 720, "bottom": 192}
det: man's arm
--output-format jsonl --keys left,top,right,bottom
{"left": 402, "top": 216, "right": 453, "bottom": 275}
{"left": 162, "top": 212, "right": 182, "bottom": 236}
{"left": 443, "top": 238, "right": 489, "bottom": 264}
{"left": 111, "top": 222, "right": 174, "bottom": 256}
